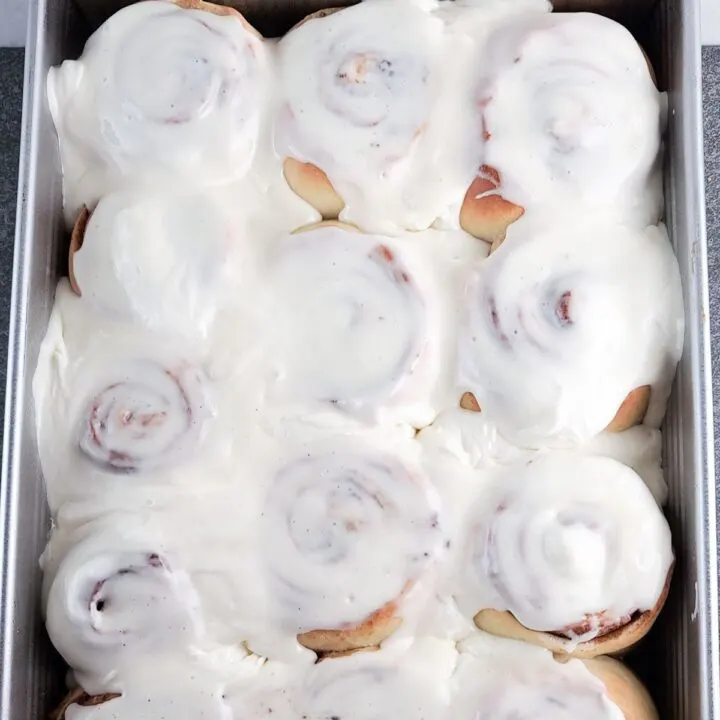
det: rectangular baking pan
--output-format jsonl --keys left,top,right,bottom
{"left": 0, "top": 0, "right": 717, "bottom": 717}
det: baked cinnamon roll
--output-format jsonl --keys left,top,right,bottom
{"left": 262, "top": 222, "right": 442, "bottom": 428}
{"left": 454, "top": 636, "right": 658, "bottom": 719}
{"left": 456, "top": 453, "right": 673, "bottom": 658}
{"left": 460, "top": 13, "right": 663, "bottom": 242}
{"left": 51, "top": 658, "right": 234, "bottom": 720}
{"left": 230, "top": 638, "right": 456, "bottom": 720}
{"left": 259, "top": 440, "right": 444, "bottom": 653}
{"left": 458, "top": 221, "right": 684, "bottom": 446}
{"left": 48, "top": 0, "right": 267, "bottom": 218}
{"left": 68, "top": 188, "right": 237, "bottom": 336}
{"left": 276, "top": 1, "right": 475, "bottom": 231}
{"left": 79, "top": 360, "right": 212, "bottom": 473}
{"left": 45, "top": 529, "right": 202, "bottom": 687}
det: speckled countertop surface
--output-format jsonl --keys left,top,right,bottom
{"left": 0, "top": 48, "right": 24, "bottom": 435}
{"left": 703, "top": 46, "right": 720, "bottom": 471}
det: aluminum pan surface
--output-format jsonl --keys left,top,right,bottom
{"left": 0, "top": 0, "right": 717, "bottom": 717}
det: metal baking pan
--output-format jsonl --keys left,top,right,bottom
{"left": 0, "top": 0, "right": 717, "bottom": 717}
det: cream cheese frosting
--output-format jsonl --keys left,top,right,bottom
{"left": 458, "top": 218, "right": 684, "bottom": 447}
{"left": 452, "top": 453, "right": 673, "bottom": 639}
{"left": 39, "top": 1, "right": 679, "bottom": 717}
{"left": 48, "top": 0, "right": 270, "bottom": 222}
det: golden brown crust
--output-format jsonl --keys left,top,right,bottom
{"left": 460, "top": 391, "right": 481, "bottom": 413}
{"left": 291, "top": 218, "right": 359, "bottom": 234}
{"left": 68, "top": 206, "right": 90, "bottom": 297}
{"left": 290, "top": 6, "right": 343, "bottom": 32}
{"left": 606, "top": 385, "right": 651, "bottom": 433}
{"left": 459, "top": 166, "right": 524, "bottom": 245}
{"left": 474, "top": 565, "right": 673, "bottom": 660}
{"left": 583, "top": 657, "right": 659, "bottom": 720}
{"left": 297, "top": 597, "right": 404, "bottom": 653}
{"left": 316, "top": 645, "right": 380, "bottom": 662}
{"left": 51, "top": 688, "right": 121, "bottom": 720}
{"left": 170, "top": 0, "right": 263, "bottom": 37}
{"left": 283, "top": 158, "right": 345, "bottom": 220}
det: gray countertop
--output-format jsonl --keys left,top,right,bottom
{"left": 704, "top": 46, "right": 720, "bottom": 462}
{"left": 0, "top": 47, "right": 719, "bottom": 450}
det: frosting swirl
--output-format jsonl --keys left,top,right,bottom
{"left": 475, "top": 12, "right": 663, "bottom": 228}
{"left": 276, "top": 0, "right": 477, "bottom": 230}
{"left": 452, "top": 637, "right": 626, "bottom": 720}
{"left": 262, "top": 224, "right": 440, "bottom": 427}
{"left": 45, "top": 528, "right": 202, "bottom": 689}
{"left": 79, "top": 360, "right": 212, "bottom": 473}
{"left": 456, "top": 453, "right": 673, "bottom": 642}
{"left": 48, "top": 0, "right": 267, "bottom": 216}
{"left": 70, "top": 189, "right": 237, "bottom": 336}
{"left": 259, "top": 440, "right": 443, "bottom": 645}
{"left": 458, "top": 220, "right": 684, "bottom": 445}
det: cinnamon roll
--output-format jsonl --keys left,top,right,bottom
{"left": 263, "top": 222, "right": 441, "bottom": 428}
{"left": 52, "top": 658, "right": 235, "bottom": 720}
{"left": 454, "top": 636, "right": 657, "bottom": 720}
{"left": 45, "top": 529, "right": 202, "bottom": 688}
{"left": 259, "top": 440, "right": 444, "bottom": 652}
{"left": 79, "top": 360, "right": 212, "bottom": 473}
{"left": 230, "top": 638, "right": 456, "bottom": 720}
{"left": 68, "top": 188, "right": 236, "bottom": 336}
{"left": 276, "top": 1, "right": 475, "bottom": 231}
{"left": 456, "top": 453, "right": 673, "bottom": 658}
{"left": 48, "top": 0, "right": 267, "bottom": 218}
{"left": 458, "top": 221, "right": 684, "bottom": 446}
{"left": 460, "top": 13, "right": 663, "bottom": 242}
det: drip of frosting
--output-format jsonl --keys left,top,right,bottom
{"left": 454, "top": 453, "right": 673, "bottom": 636}
{"left": 48, "top": 0, "right": 268, "bottom": 220}
{"left": 458, "top": 219, "right": 684, "bottom": 446}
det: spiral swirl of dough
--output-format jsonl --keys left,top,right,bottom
{"left": 45, "top": 529, "right": 201, "bottom": 684}
{"left": 48, "top": 0, "right": 267, "bottom": 213}
{"left": 260, "top": 441, "right": 443, "bottom": 638}
{"left": 458, "top": 221, "right": 684, "bottom": 445}
{"left": 276, "top": 1, "right": 455, "bottom": 228}
{"left": 456, "top": 453, "right": 673, "bottom": 639}
{"left": 79, "top": 360, "right": 212, "bottom": 473}
{"left": 264, "top": 224, "right": 437, "bottom": 425}
{"left": 477, "top": 13, "right": 662, "bottom": 224}
{"left": 70, "top": 189, "right": 235, "bottom": 337}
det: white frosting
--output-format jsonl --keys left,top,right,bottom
{"left": 276, "top": 0, "right": 550, "bottom": 232}
{"left": 71, "top": 187, "right": 245, "bottom": 337}
{"left": 477, "top": 12, "right": 664, "bottom": 228}
{"left": 451, "top": 634, "right": 624, "bottom": 719}
{"left": 228, "top": 638, "right": 458, "bottom": 719}
{"left": 453, "top": 453, "right": 673, "bottom": 637}
{"left": 243, "top": 223, "right": 481, "bottom": 428}
{"left": 459, "top": 219, "right": 684, "bottom": 447}
{"left": 39, "top": 1, "right": 679, "bottom": 717}
{"left": 44, "top": 521, "right": 205, "bottom": 692}
{"left": 48, "top": 0, "right": 269, "bottom": 221}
